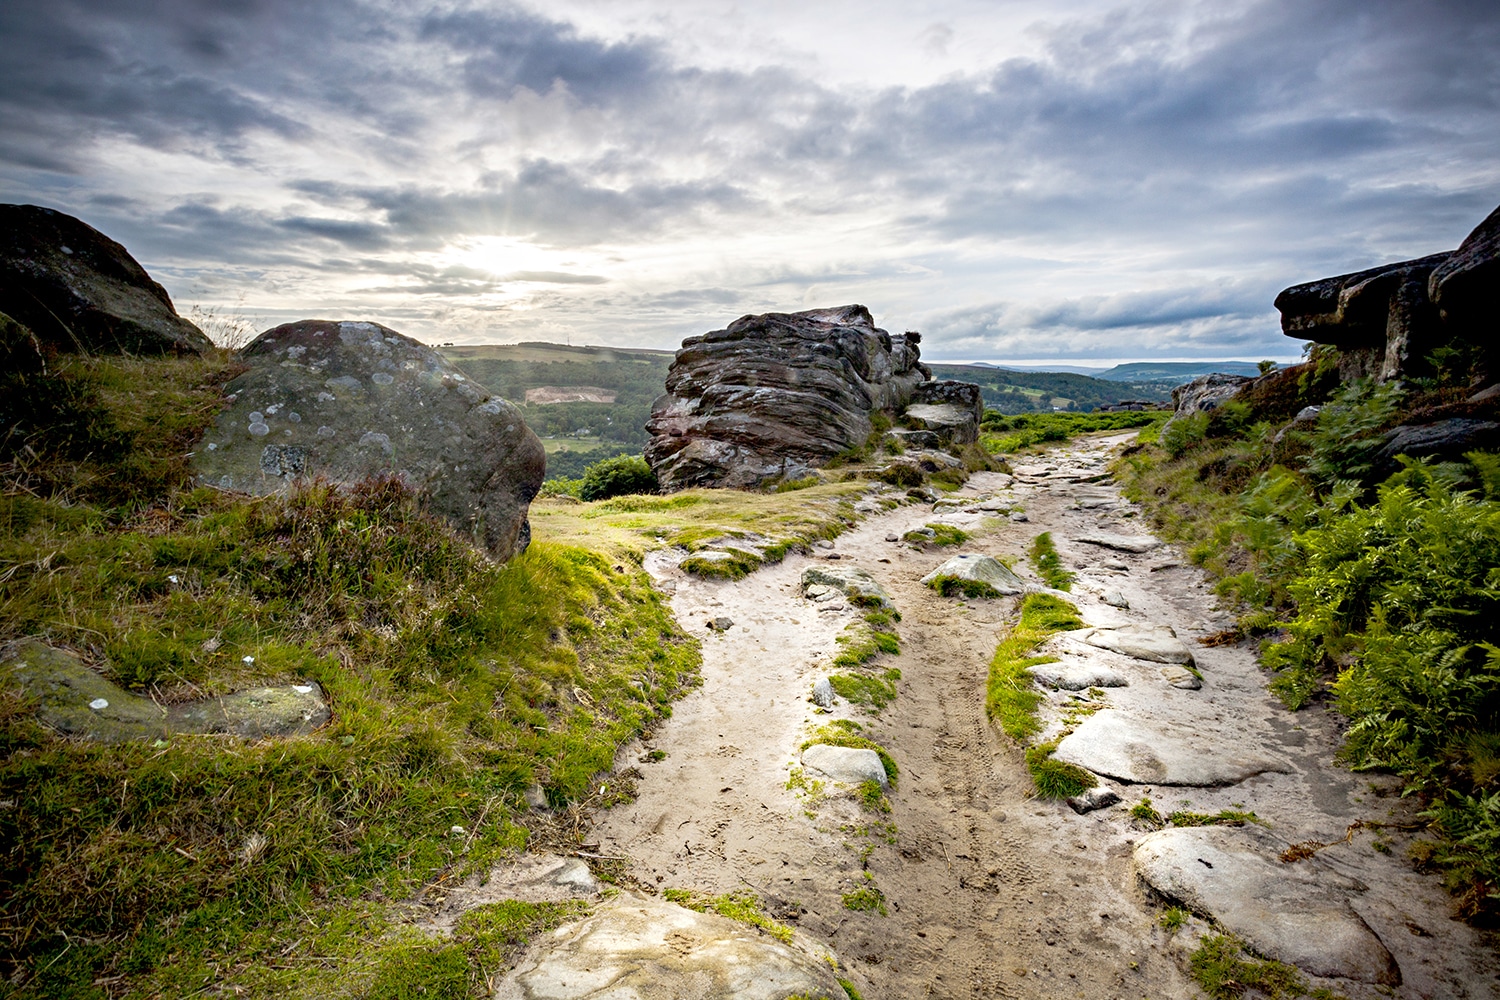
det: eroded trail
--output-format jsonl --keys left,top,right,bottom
{"left": 594, "top": 434, "right": 1500, "bottom": 999}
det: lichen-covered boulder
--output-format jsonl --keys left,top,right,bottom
{"left": 645, "top": 305, "right": 930, "bottom": 490}
{"left": 920, "top": 554, "right": 1024, "bottom": 597}
{"left": 0, "top": 204, "right": 210, "bottom": 355}
{"left": 191, "top": 320, "right": 544, "bottom": 561}
{"left": 903, "top": 379, "right": 983, "bottom": 445}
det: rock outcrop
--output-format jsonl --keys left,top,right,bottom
{"left": 1275, "top": 202, "right": 1499, "bottom": 382}
{"left": 645, "top": 305, "right": 930, "bottom": 490}
{"left": 902, "top": 379, "right": 983, "bottom": 445}
{"left": 191, "top": 320, "right": 544, "bottom": 561}
{"left": 1161, "top": 373, "right": 1251, "bottom": 435}
{"left": 0, "top": 204, "right": 211, "bottom": 355}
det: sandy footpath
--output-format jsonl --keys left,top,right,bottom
{"left": 593, "top": 433, "right": 1500, "bottom": 999}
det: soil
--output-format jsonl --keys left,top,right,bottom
{"left": 588, "top": 433, "right": 1500, "bottom": 999}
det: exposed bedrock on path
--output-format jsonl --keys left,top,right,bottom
{"left": 920, "top": 553, "right": 1025, "bottom": 596}
{"left": 494, "top": 892, "right": 850, "bottom": 1000}
{"left": 1075, "top": 532, "right": 1160, "bottom": 554}
{"left": 800, "top": 564, "right": 894, "bottom": 609}
{"left": 0, "top": 203, "right": 211, "bottom": 355}
{"left": 2, "top": 640, "right": 329, "bottom": 742}
{"left": 1028, "top": 661, "right": 1128, "bottom": 690}
{"left": 1082, "top": 624, "right": 1195, "bottom": 665}
{"left": 190, "top": 320, "right": 545, "bottom": 561}
{"left": 1052, "top": 710, "right": 1288, "bottom": 786}
{"left": 644, "top": 305, "right": 941, "bottom": 490}
{"left": 1134, "top": 826, "right": 1400, "bottom": 985}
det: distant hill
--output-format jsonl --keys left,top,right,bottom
{"left": 925, "top": 363, "right": 1172, "bottom": 413}
{"left": 1095, "top": 361, "right": 1271, "bottom": 382}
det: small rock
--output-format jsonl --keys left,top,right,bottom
{"left": 920, "top": 554, "right": 1025, "bottom": 597}
{"left": 800, "top": 565, "right": 894, "bottom": 610}
{"left": 885, "top": 534, "right": 899, "bottom": 542}
{"left": 1160, "top": 664, "right": 1202, "bottom": 689}
{"left": 1066, "top": 787, "right": 1121, "bottom": 814}
{"left": 801, "top": 743, "right": 889, "bottom": 788}
{"left": 708, "top": 617, "right": 734, "bottom": 631}
{"left": 1009, "top": 512, "right": 1029, "bottom": 522}
{"left": 1101, "top": 591, "right": 1129, "bottom": 608}
{"left": 811, "top": 677, "right": 836, "bottom": 708}
{"left": 814, "top": 540, "right": 835, "bottom": 550}
{"left": 1100, "top": 560, "right": 1130, "bottom": 572}
{"left": 524, "top": 784, "right": 551, "bottom": 810}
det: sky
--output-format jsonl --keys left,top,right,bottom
{"left": 1, "top": 0, "right": 1497, "bottom": 363}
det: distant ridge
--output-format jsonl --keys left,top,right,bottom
{"left": 939, "top": 360, "right": 1272, "bottom": 381}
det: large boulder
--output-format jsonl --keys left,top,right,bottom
{"left": 903, "top": 379, "right": 983, "bottom": 445}
{"left": 1161, "top": 373, "right": 1251, "bottom": 436}
{"left": 644, "top": 305, "right": 930, "bottom": 490}
{"left": 0, "top": 204, "right": 210, "bottom": 355}
{"left": 1275, "top": 202, "right": 1500, "bottom": 382}
{"left": 191, "top": 320, "right": 544, "bottom": 561}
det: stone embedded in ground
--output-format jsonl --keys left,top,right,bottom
{"left": 191, "top": 320, "right": 544, "bottom": 561}
{"left": 1075, "top": 533, "right": 1160, "bottom": 554}
{"left": 902, "top": 380, "right": 983, "bottom": 445}
{"left": 812, "top": 677, "right": 835, "bottom": 708}
{"left": 801, "top": 743, "right": 889, "bottom": 788}
{"left": 1028, "top": 662, "right": 1128, "bottom": 690}
{"left": 2, "top": 640, "right": 328, "bottom": 742}
{"left": 1066, "top": 787, "right": 1121, "bottom": 815}
{"left": 1083, "top": 624, "right": 1194, "bottom": 665}
{"left": 0, "top": 203, "right": 212, "bottom": 355}
{"left": 800, "top": 565, "right": 894, "bottom": 610}
{"left": 708, "top": 617, "right": 734, "bottom": 631}
{"left": 1134, "top": 827, "right": 1400, "bottom": 984}
{"left": 1009, "top": 511, "right": 1029, "bottom": 522}
{"left": 920, "top": 553, "right": 1025, "bottom": 597}
{"left": 1101, "top": 590, "right": 1130, "bottom": 608}
{"left": 1160, "top": 664, "right": 1202, "bottom": 690}
{"left": 495, "top": 892, "right": 849, "bottom": 1000}
{"left": 1052, "top": 710, "right": 1288, "bottom": 786}
{"left": 887, "top": 428, "right": 941, "bottom": 450}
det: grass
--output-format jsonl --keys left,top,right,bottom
{"left": 828, "top": 668, "right": 901, "bottom": 713}
{"left": 840, "top": 882, "right": 887, "bottom": 915}
{"left": 930, "top": 576, "right": 1001, "bottom": 599}
{"left": 855, "top": 779, "right": 892, "bottom": 813}
{"left": 1027, "top": 531, "right": 1074, "bottom": 591}
{"left": 1189, "top": 934, "right": 1349, "bottom": 1000}
{"left": 830, "top": 611, "right": 901, "bottom": 669}
{"left": 0, "top": 352, "right": 702, "bottom": 997}
{"left": 1159, "top": 906, "right": 1188, "bottom": 932}
{"left": 902, "top": 523, "right": 969, "bottom": 547}
{"left": 1129, "top": 797, "right": 1262, "bottom": 830}
{"left": 984, "top": 593, "right": 1095, "bottom": 798}
{"left": 660, "top": 888, "right": 794, "bottom": 944}
{"left": 979, "top": 410, "right": 1167, "bottom": 455}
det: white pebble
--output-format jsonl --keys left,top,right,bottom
{"left": 89, "top": 698, "right": 109, "bottom": 710}
{"left": 293, "top": 684, "right": 313, "bottom": 694}
{"left": 450, "top": 825, "right": 466, "bottom": 836}
{"left": 243, "top": 655, "right": 255, "bottom": 664}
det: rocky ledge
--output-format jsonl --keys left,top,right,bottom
{"left": 644, "top": 305, "right": 931, "bottom": 490}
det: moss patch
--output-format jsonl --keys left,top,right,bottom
{"left": 660, "top": 888, "right": 795, "bottom": 944}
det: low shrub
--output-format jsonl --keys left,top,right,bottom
{"left": 579, "top": 454, "right": 658, "bottom": 501}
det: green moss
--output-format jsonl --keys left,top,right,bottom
{"left": 903, "top": 522, "right": 969, "bottom": 547}
{"left": 828, "top": 668, "right": 901, "bottom": 713}
{"left": 931, "top": 576, "right": 1001, "bottom": 599}
{"left": 660, "top": 888, "right": 794, "bottom": 944}
{"left": 1159, "top": 906, "right": 1188, "bottom": 932}
{"left": 1188, "top": 934, "right": 1348, "bottom": 1000}
{"left": 840, "top": 882, "right": 887, "bottom": 915}
{"left": 830, "top": 612, "right": 901, "bottom": 669}
{"left": 855, "top": 779, "right": 891, "bottom": 813}
{"left": 1027, "top": 531, "right": 1074, "bottom": 591}
{"left": 680, "top": 548, "right": 762, "bottom": 579}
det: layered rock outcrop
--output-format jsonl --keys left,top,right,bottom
{"left": 191, "top": 320, "right": 544, "bottom": 561}
{"left": 644, "top": 305, "right": 930, "bottom": 490}
{"left": 1275, "top": 203, "right": 1499, "bottom": 382}
{"left": 0, "top": 204, "right": 210, "bottom": 355}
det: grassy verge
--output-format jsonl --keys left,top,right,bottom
{"left": 1027, "top": 531, "right": 1074, "bottom": 590}
{"left": 0, "top": 352, "right": 701, "bottom": 997}
{"left": 984, "top": 594, "right": 1096, "bottom": 797}
{"left": 979, "top": 410, "right": 1167, "bottom": 455}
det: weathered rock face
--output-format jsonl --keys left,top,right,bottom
{"left": 1275, "top": 202, "right": 1499, "bottom": 381}
{"left": 645, "top": 305, "right": 930, "bottom": 490}
{"left": 0, "top": 204, "right": 210, "bottom": 355}
{"left": 191, "top": 320, "right": 544, "bottom": 561}
{"left": 1161, "top": 373, "right": 1252, "bottom": 435}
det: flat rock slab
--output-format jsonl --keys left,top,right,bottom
{"left": 425, "top": 855, "right": 599, "bottom": 930}
{"left": 1134, "top": 827, "right": 1400, "bottom": 984}
{"left": 800, "top": 565, "right": 893, "bottom": 609}
{"left": 3, "top": 640, "right": 329, "bottom": 743}
{"left": 1076, "top": 533, "right": 1160, "bottom": 553}
{"left": 1083, "top": 624, "right": 1194, "bottom": 665}
{"left": 1028, "top": 662, "right": 1128, "bottom": 690}
{"left": 1053, "top": 711, "right": 1288, "bottom": 787}
{"left": 801, "top": 743, "right": 889, "bottom": 788}
{"left": 920, "top": 554, "right": 1025, "bottom": 597}
{"left": 496, "top": 892, "right": 848, "bottom": 1000}
{"left": 1160, "top": 664, "right": 1202, "bottom": 690}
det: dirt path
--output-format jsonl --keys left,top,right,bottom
{"left": 594, "top": 433, "right": 1500, "bottom": 999}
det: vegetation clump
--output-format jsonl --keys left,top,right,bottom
{"left": 979, "top": 409, "right": 1167, "bottom": 454}
{"left": 661, "top": 888, "right": 795, "bottom": 943}
{"left": 902, "top": 523, "right": 969, "bottom": 547}
{"left": 1188, "top": 934, "right": 1348, "bottom": 1000}
{"left": 578, "top": 454, "right": 659, "bottom": 501}
{"left": 1117, "top": 351, "right": 1500, "bottom": 920}
{"left": 802, "top": 720, "right": 898, "bottom": 787}
{"left": 829, "top": 668, "right": 902, "bottom": 713}
{"left": 1027, "top": 531, "right": 1074, "bottom": 591}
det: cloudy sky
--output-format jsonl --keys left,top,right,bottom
{"left": 1, "top": 0, "right": 1497, "bottom": 362}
